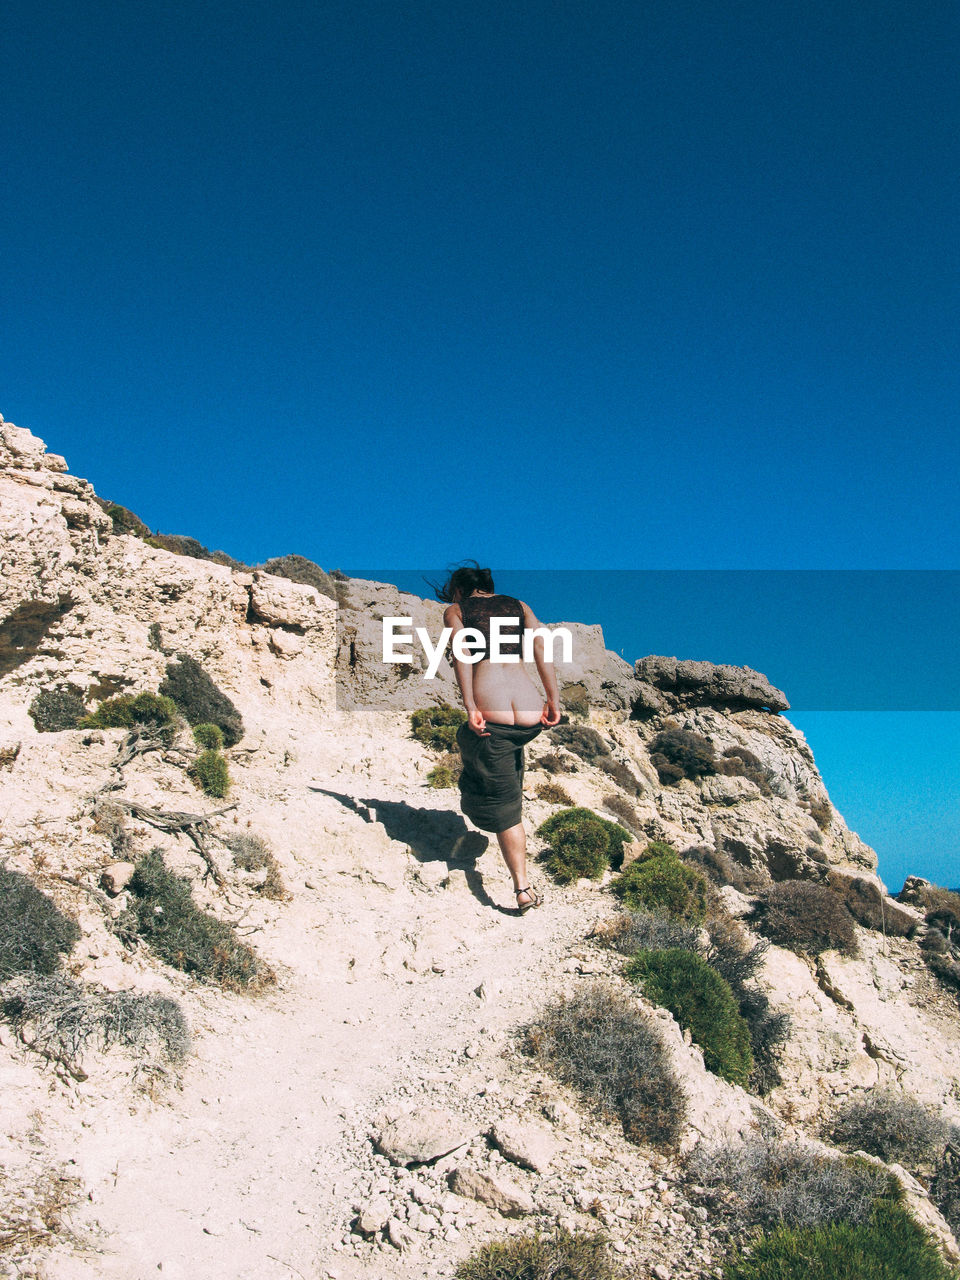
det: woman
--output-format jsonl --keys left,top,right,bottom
{"left": 435, "top": 564, "right": 561, "bottom": 913}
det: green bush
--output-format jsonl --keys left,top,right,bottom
{"left": 128, "top": 850, "right": 274, "bottom": 991}
{"left": 192, "top": 722, "right": 224, "bottom": 750}
{"left": 0, "top": 865, "right": 81, "bottom": 981}
{"left": 648, "top": 728, "right": 717, "bottom": 783}
{"left": 454, "top": 1226, "right": 628, "bottom": 1280}
{"left": 706, "top": 915, "right": 790, "bottom": 1094}
{"left": 159, "top": 655, "right": 244, "bottom": 747}
{"left": 536, "top": 808, "right": 630, "bottom": 883}
{"left": 612, "top": 852, "right": 708, "bottom": 922}
{"left": 750, "top": 880, "right": 858, "bottom": 957}
{"left": 426, "top": 763, "right": 457, "bottom": 788}
{"left": 687, "top": 1135, "right": 890, "bottom": 1232}
{"left": 410, "top": 704, "right": 467, "bottom": 751}
{"left": 191, "top": 749, "right": 230, "bottom": 798}
{"left": 721, "top": 1200, "right": 956, "bottom": 1280}
{"left": 80, "top": 691, "right": 178, "bottom": 732}
{"left": 522, "top": 982, "right": 686, "bottom": 1148}
{"left": 28, "top": 685, "right": 87, "bottom": 732}
{"left": 98, "top": 499, "right": 151, "bottom": 538}
{"left": 628, "top": 948, "right": 753, "bottom": 1085}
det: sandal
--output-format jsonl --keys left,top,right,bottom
{"left": 516, "top": 886, "right": 542, "bottom": 914}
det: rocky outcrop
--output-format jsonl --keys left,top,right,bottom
{"left": 633, "top": 655, "right": 790, "bottom": 715}
{"left": 0, "top": 417, "right": 338, "bottom": 732}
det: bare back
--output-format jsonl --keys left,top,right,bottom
{"left": 450, "top": 595, "right": 544, "bottom": 726}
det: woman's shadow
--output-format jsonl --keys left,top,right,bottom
{"left": 307, "top": 787, "right": 517, "bottom": 914}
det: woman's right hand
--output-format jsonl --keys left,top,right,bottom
{"left": 467, "top": 707, "right": 490, "bottom": 736}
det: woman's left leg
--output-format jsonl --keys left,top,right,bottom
{"left": 496, "top": 822, "right": 538, "bottom": 907}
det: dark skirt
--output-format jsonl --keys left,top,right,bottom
{"left": 456, "top": 719, "right": 544, "bottom": 833}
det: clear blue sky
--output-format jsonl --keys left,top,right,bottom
{"left": 2, "top": 1, "right": 957, "bottom": 886}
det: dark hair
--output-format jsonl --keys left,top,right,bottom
{"left": 429, "top": 560, "right": 495, "bottom": 603}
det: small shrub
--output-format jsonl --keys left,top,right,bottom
{"left": 648, "top": 728, "right": 717, "bottom": 783}
{"left": 720, "top": 1199, "right": 956, "bottom": 1280}
{"left": 128, "top": 849, "right": 274, "bottom": 991}
{"left": 536, "top": 781, "right": 574, "bottom": 806}
{"left": 2, "top": 973, "right": 190, "bottom": 1070}
{"left": 926, "top": 950, "right": 960, "bottom": 992}
{"left": 28, "top": 685, "right": 86, "bottom": 732}
{"left": 410, "top": 704, "right": 467, "bottom": 751}
{"left": 80, "top": 691, "right": 178, "bottom": 732}
{"left": 98, "top": 499, "right": 151, "bottom": 538}
{"left": 627, "top": 948, "right": 754, "bottom": 1085}
{"left": 684, "top": 844, "right": 769, "bottom": 894}
{"left": 522, "top": 982, "right": 686, "bottom": 1148}
{"left": 806, "top": 797, "right": 834, "bottom": 831}
{"left": 601, "top": 793, "right": 640, "bottom": 829}
{"left": 687, "top": 1135, "right": 890, "bottom": 1232}
{"left": 914, "top": 885, "right": 960, "bottom": 944}
{"left": 192, "top": 722, "right": 224, "bottom": 750}
{"left": 827, "top": 1089, "right": 958, "bottom": 1175}
{"left": 226, "top": 833, "right": 286, "bottom": 900}
{"left": 191, "top": 749, "right": 230, "bottom": 798}
{"left": 159, "top": 655, "right": 244, "bottom": 746}
{"left": 536, "top": 808, "right": 630, "bottom": 883}
{"left": 0, "top": 866, "right": 81, "bottom": 981}
{"left": 146, "top": 532, "right": 247, "bottom": 569}
{"left": 750, "top": 881, "right": 857, "bottom": 957}
{"left": 147, "top": 621, "right": 164, "bottom": 651}
{"left": 259, "top": 554, "right": 339, "bottom": 602}
{"left": 718, "top": 747, "right": 774, "bottom": 796}
{"left": 454, "top": 1226, "right": 628, "bottom": 1280}
{"left": 833, "top": 876, "right": 915, "bottom": 937}
{"left": 597, "top": 909, "right": 701, "bottom": 957}
{"left": 550, "top": 724, "right": 611, "bottom": 761}
{"left": 612, "top": 853, "right": 708, "bottom": 923}
{"left": 426, "top": 763, "right": 457, "bottom": 788}
{"left": 560, "top": 683, "right": 591, "bottom": 719}
{"left": 596, "top": 754, "right": 643, "bottom": 795}
{"left": 537, "top": 750, "right": 575, "bottom": 774}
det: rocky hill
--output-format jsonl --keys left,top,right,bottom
{"left": 1, "top": 413, "right": 958, "bottom": 1280}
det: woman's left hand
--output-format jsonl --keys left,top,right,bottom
{"left": 540, "top": 699, "right": 561, "bottom": 727}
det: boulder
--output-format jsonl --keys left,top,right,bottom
{"left": 374, "top": 1109, "right": 473, "bottom": 1166}
{"left": 489, "top": 1120, "right": 561, "bottom": 1174}
{"left": 448, "top": 1167, "right": 533, "bottom": 1217}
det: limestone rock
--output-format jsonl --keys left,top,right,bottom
{"left": 100, "top": 861, "right": 136, "bottom": 895}
{"left": 633, "top": 655, "right": 790, "bottom": 713}
{"left": 355, "top": 1198, "right": 391, "bottom": 1236}
{"left": 448, "top": 1166, "right": 534, "bottom": 1216}
{"left": 489, "top": 1119, "right": 560, "bottom": 1173}
{"left": 375, "top": 1109, "right": 473, "bottom": 1166}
